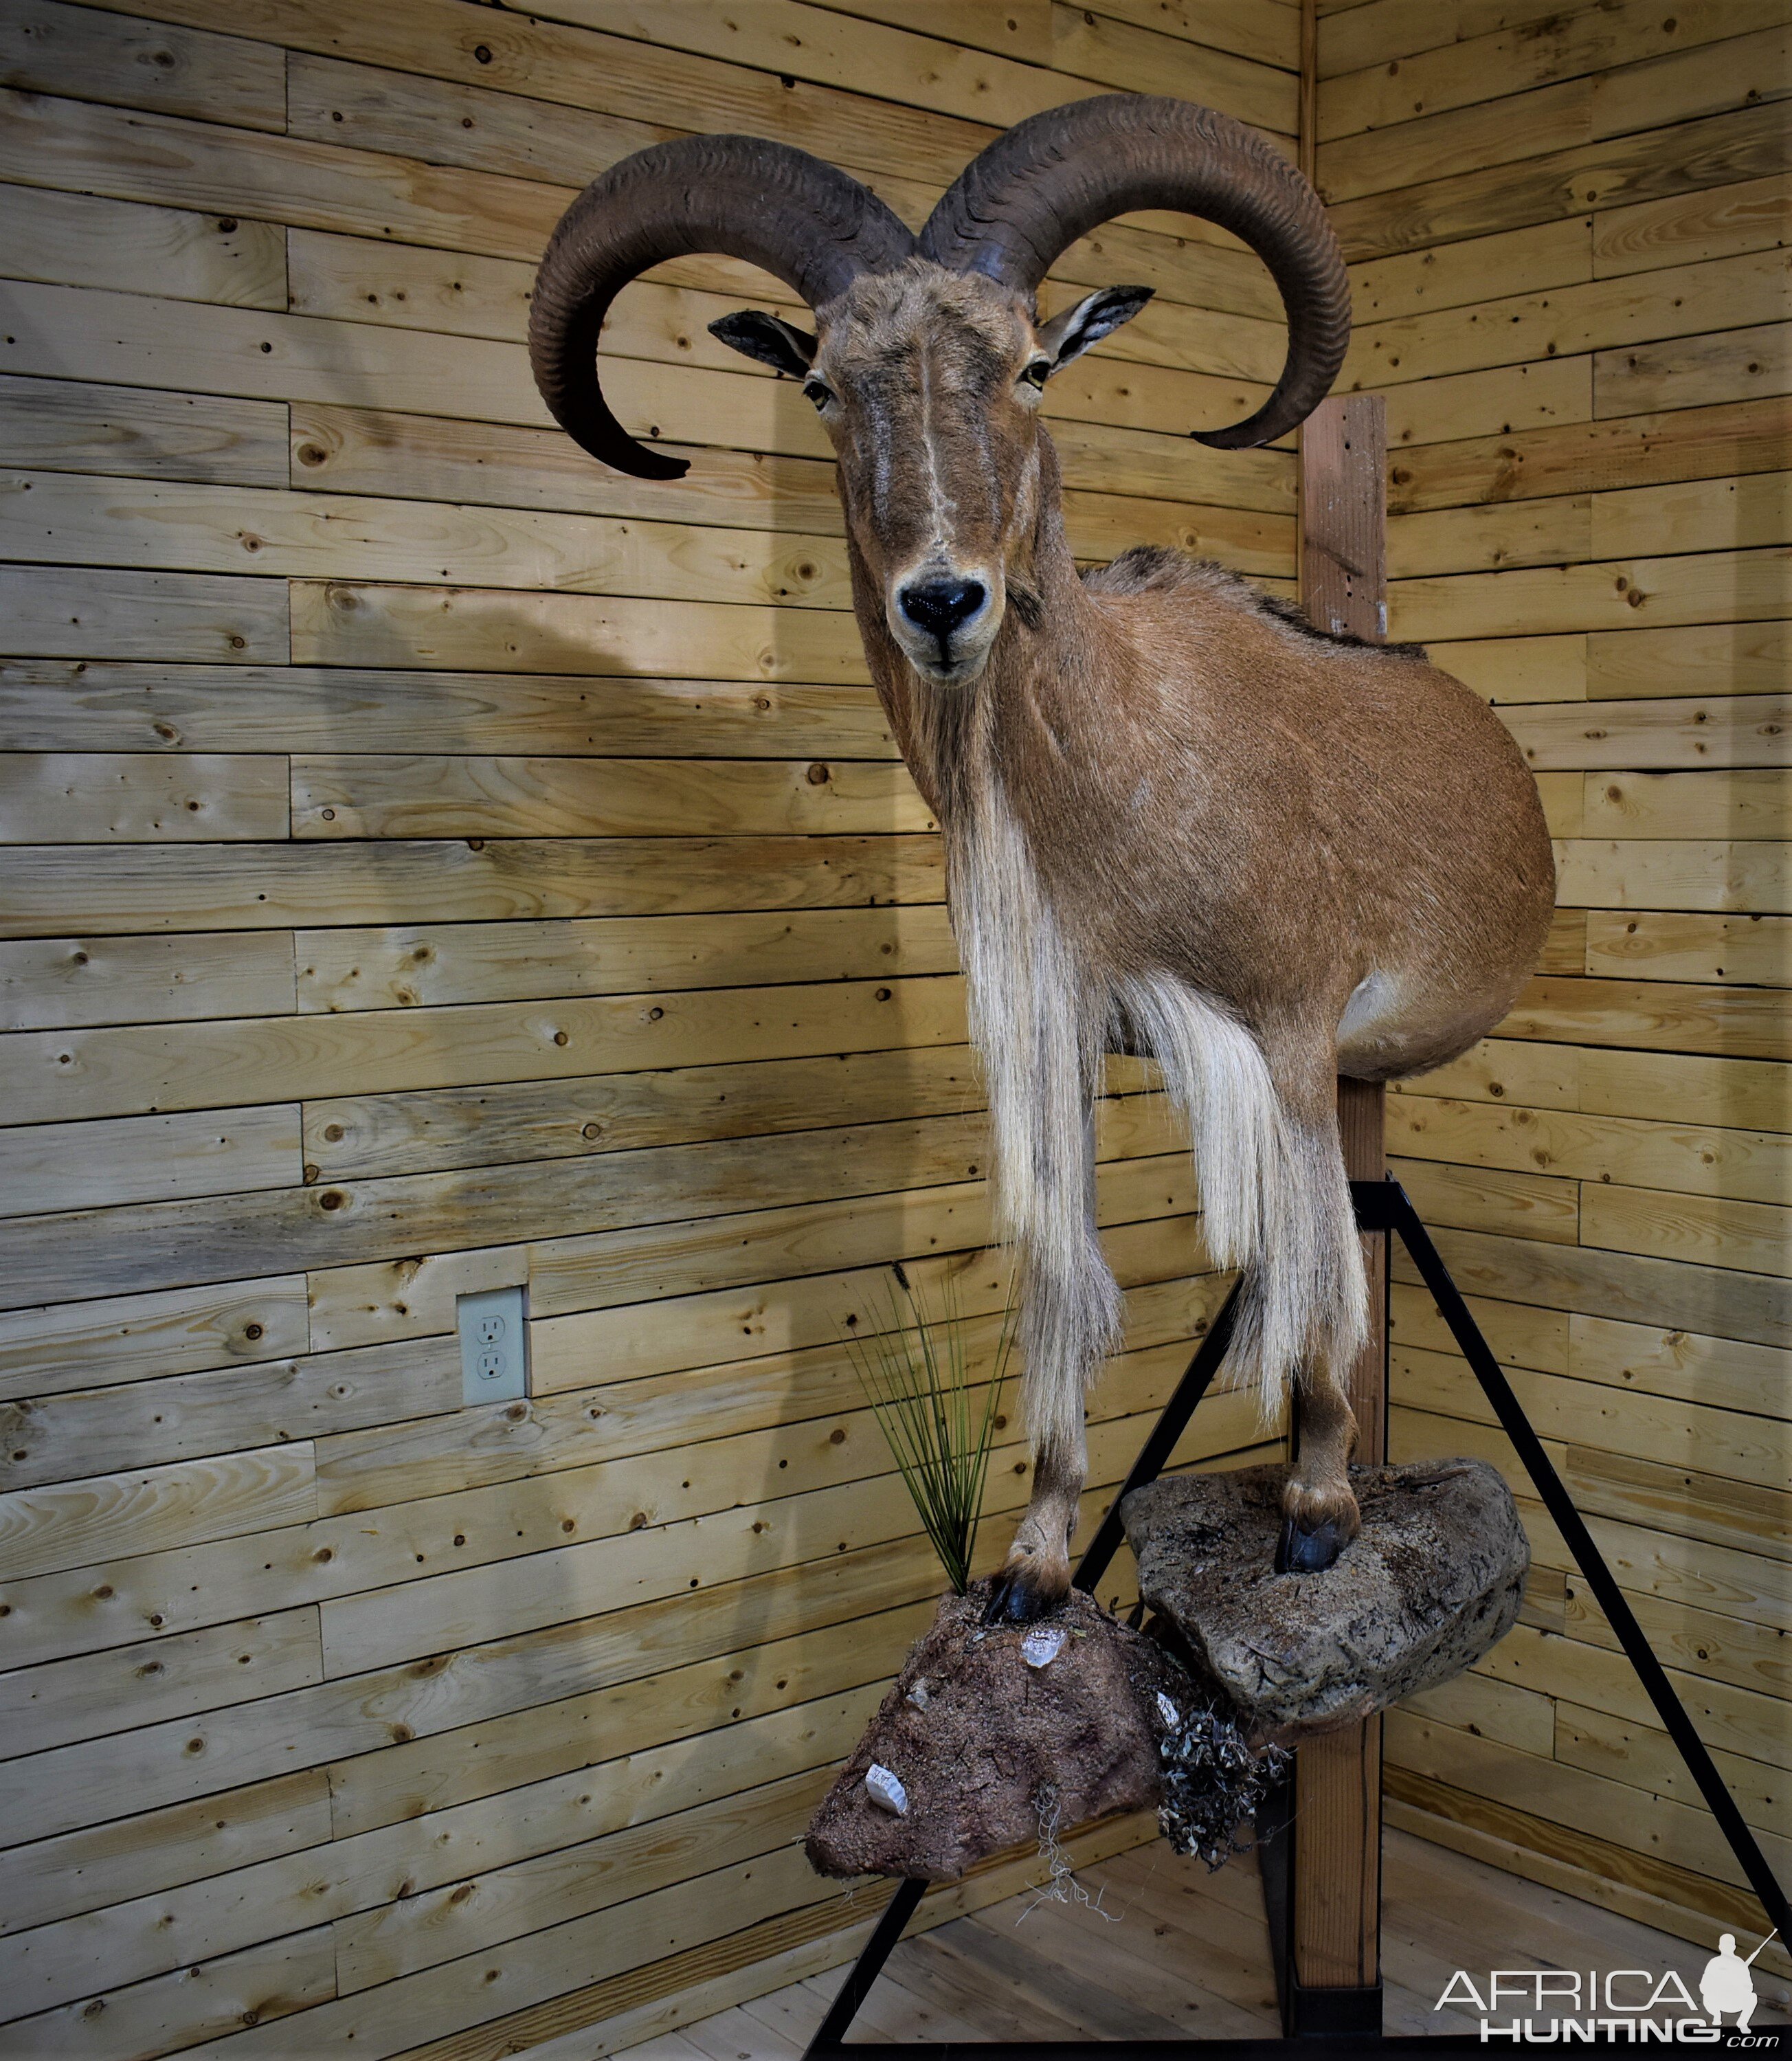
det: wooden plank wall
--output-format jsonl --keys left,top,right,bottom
{"left": 1314, "top": 0, "right": 1792, "bottom": 1978}
{"left": 0, "top": 2, "right": 1304, "bottom": 2056}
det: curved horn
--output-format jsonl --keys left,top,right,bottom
{"left": 918, "top": 96, "right": 1348, "bottom": 451}
{"left": 530, "top": 135, "right": 914, "bottom": 479}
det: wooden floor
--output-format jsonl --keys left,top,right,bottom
{"left": 620, "top": 1829, "right": 1792, "bottom": 2053}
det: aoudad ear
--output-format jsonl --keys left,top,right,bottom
{"left": 1035, "top": 285, "right": 1154, "bottom": 375}
{"left": 708, "top": 310, "right": 818, "bottom": 377}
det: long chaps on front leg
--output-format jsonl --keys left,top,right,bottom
{"left": 948, "top": 787, "right": 1123, "bottom": 1618}
{"left": 1115, "top": 974, "right": 1370, "bottom": 1568}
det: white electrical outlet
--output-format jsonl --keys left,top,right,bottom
{"left": 458, "top": 1284, "right": 528, "bottom": 1405}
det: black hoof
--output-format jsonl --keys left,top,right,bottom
{"left": 983, "top": 1570, "right": 1067, "bottom": 1625}
{"left": 1276, "top": 1515, "right": 1347, "bottom": 1575}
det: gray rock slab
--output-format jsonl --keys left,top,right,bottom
{"left": 1121, "top": 1458, "right": 1529, "bottom": 1741}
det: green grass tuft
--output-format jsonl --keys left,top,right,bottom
{"left": 842, "top": 1257, "right": 1013, "bottom": 1595}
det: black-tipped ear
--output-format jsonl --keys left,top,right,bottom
{"left": 1035, "top": 285, "right": 1154, "bottom": 373}
{"left": 708, "top": 311, "right": 818, "bottom": 378}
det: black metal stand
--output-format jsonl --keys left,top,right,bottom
{"left": 802, "top": 1179, "right": 1789, "bottom": 2056}
{"left": 1364, "top": 1180, "right": 1792, "bottom": 1941}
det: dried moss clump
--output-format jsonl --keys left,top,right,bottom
{"left": 1156, "top": 1697, "right": 1289, "bottom": 1870}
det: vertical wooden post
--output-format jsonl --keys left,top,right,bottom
{"left": 1299, "top": 394, "right": 1387, "bottom": 645}
{"left": 1290, "top": 392, "right": 1389, "bottom": 2019}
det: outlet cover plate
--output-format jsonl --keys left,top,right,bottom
{"left": 458, "top": 1284, "right": 528, "bottom": 1405}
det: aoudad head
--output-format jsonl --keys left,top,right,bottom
{"left": 713, "top": 265, "right": 1156, "bottom": 683}
{"left": 528, "top": 96, "right": 1352, "bottom": 689}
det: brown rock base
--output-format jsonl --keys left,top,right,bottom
{"left": 805, "top": 1579, "right": 1189, "bottom": 1882}
{"left": 1123, "top": 1458, "right": 1529, "bottom": 1742}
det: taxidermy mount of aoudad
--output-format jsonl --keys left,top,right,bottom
{"left": 529, "top": 94, "right": 1554, "bottom": 1870}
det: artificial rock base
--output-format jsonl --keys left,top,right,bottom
{"left": 805, "top": 1579, "right": 1187, "bottom": 1882}
{"left": 1122, "top": 1458, "right": 1528, "bottom": 1742}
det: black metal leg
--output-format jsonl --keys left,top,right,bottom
{"left": 804, "top": 1878, "right": 927, "bottom": 2055}
{"left": 1256, "top": 1764, "right": 1295, "bottom": 2018}
{"left": 1378, "top": 1178, "right": 1791, "bottom": 1949}
{"left": 1075, "top": 1279, "right": 1244, "bottom": 1595}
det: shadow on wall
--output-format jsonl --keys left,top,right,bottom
{"left": 291, "top": 455, "right": 993, "bottom": 1875}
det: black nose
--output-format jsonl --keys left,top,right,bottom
{"left": 899, "top": 579, "right": 986, "bottom": 640}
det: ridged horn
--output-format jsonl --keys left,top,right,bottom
{"left": 918, "top": 96, "right": 1349, "bottom": 450}
{"left": 530, "top": 135, "right": 915, "bottom": 479}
